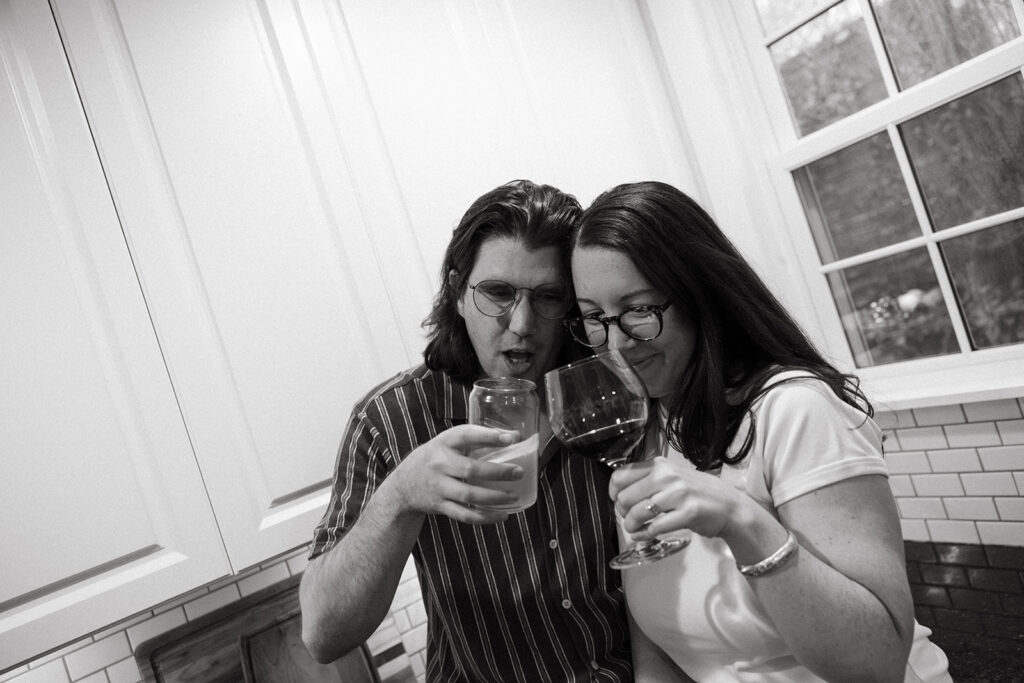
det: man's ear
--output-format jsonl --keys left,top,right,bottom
{"left": 449, "top": 270, "right": 465, "bottom": 317}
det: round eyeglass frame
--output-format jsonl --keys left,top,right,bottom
{"left": 563, "top": 301, "right": 672, "bottom": 347}
{"left": 468, "top": 279, "right": 573, "bottom": 321}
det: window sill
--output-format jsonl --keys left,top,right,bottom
{"left": 856, "top": 347, "right": 1024, "bottom": 410}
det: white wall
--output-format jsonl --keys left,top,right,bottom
{"left": 640, "top": 0, "right": 828, "bottom": 347}
{"left": 340, "top": 0, "right": 703, "bottom": 278}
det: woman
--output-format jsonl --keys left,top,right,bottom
{"left": 566, "top": 181, "right": 950, "bottom": 682}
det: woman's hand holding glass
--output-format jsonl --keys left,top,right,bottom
{"left": 609, "top": 457, "right": 747, "bottom": 544}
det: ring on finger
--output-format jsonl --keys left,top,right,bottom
{"left": 645, "top": 500, "right": 663, "bottom": 517}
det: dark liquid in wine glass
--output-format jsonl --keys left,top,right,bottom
{"left": 563, "top": 417, "right": 646, "bottom": 467}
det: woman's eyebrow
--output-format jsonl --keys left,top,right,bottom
{"left": 625, "top": 289, "right": 663, "bottom": 301}
{"left": 575, "top": 289, "right": 661, "bottom": 306}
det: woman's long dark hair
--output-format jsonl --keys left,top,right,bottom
{"left": 423, "top": 179, "right": 583, "bottom": 383}
{"left": 576, "top": 181, "right": 871, "bottom": 471}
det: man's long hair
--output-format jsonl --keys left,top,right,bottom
{"left": 423, "top": 179, "right": 583, "bottom": 383}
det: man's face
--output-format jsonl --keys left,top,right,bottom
{"left": 457, "top": 236, "right": 567, "bottom": 384}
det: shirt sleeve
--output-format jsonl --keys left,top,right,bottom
{"left": 754, "top": 377, "right": 889, "bottom": 507}
{"left": 308, "top": 401, "right": 391, "bottom": 560}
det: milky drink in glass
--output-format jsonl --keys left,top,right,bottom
{"left": 467, "top": 377, "right": 539, "bottom": 512}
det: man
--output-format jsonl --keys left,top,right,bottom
{"left": 300, "top": 180, "right": 632, "bottom": 681}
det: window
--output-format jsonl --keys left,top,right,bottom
{"left": 740, "top": 0, "right": 1024, "bottom": 378}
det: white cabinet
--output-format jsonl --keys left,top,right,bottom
{"left": 0, "top": 0, "right": 229, "bottom": 667}
{"left": 2, "top": 0, "right": 412, "bottom": 668}
{"left": 2, "top": 0, "right": 703, "bottom": 670}
{"left": 48, "top": 0, "right": 703, "bottom": 576}
{"left": 51, "top": 0, "right": 420, "bottom": 578}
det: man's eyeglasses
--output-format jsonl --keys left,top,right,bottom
{"left": 563, "top": 301, "right": 672, "bottom": 347}
{"left": 469, "top": 280, "right": 573, "bottom": 320}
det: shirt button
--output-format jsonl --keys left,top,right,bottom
{"left": 561, "top": 598, "right": 572, "bottom": 609}
{"left": 590, "top": 660, "right": 600, "bottom": 670}
{"left": 549, "top": 539, "right": 558, "bottom": 549}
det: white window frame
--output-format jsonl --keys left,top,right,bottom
{"left": 723, "top": 0, "right": 1024, "bottom": 409}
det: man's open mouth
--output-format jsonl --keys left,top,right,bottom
{"left": 503, "top": 350, "right": 533, "bottom": 365}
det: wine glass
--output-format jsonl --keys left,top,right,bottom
{"left": 544, "top": 349, "right": 688, "bottom": 569}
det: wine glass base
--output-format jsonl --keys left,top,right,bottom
{"left": 609, "top": 536, "right": 690, "bottom": 570}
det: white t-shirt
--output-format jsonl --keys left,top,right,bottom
{"left": 622, "top": 372, "right": 951, "bottom": 682}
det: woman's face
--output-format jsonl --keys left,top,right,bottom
{"left": 571, "top": 246, "right": 696, "bottom": 399}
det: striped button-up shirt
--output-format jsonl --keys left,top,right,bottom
{"left": 310, "top": 364, "right": 632, "bottom": 682}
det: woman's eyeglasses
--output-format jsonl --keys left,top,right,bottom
{"left": 563, "top": 302, "right": 672, "bottom": 347}
{"left": 469, "top": 280, "right": 573, "bottom": 320}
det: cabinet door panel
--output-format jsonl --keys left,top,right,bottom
{"left": 50, "top": 0, "right": 707, "bottom": 574}
{"left": 339, "top": 0, "right": 702, "bottom": 269}
{"left": 0, "top": 0, "right": 228, "bottom": 669}
{"left": 52, "top": 0, "right": 422, "bottom": 571}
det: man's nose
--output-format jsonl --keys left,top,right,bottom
{"left": 507, "top": 293, "right": 536, "bottom": 335}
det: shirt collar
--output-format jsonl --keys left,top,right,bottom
{"left": 430, "top": 369, "right": 472, "bottom": 423}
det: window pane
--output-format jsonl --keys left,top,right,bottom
{"left": 827, "top": 248, "right": 957, "bottom": 366}
{"left": 794, "top": 132, "right": 919, "bottom": 263}
{"left": 872, "top": 0, "right": 1020, "bottom": 89}
{"left": 941, "top": 220, "right": 1024, "bottom": 349}
{"left": 900, "top": 75, "right": 1024, "bottom": 230}
{"left": 771, "top": 0, "right": 888, "bottom": 136}
{"left": 754, "top": 0, "right": 831, "bottom": 36}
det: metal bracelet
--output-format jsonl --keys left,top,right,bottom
{"left": 737, "top": 530, "right": 798, "bottom": 577}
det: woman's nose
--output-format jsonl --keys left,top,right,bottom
{"left": 605, "top": 324, "right": 634, "bottom": 351}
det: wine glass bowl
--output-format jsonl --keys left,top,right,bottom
{"left": 544, "top": 349, "right": 688, "bottom": 569}
{"left": 544, "top": 352, "right": 648, "bottom": 468}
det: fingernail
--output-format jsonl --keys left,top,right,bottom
{"left": 510, "top": 466, "right": 524, "bottom": 479}
{"left": 499, "top": 431, "right": 517, "bottom": 444}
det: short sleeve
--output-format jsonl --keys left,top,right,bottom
{"left": 308, "top": 403, "right": 391, "bottom": 560}
{"left": 753, "top": 376, "right": 888, "bottom": 507}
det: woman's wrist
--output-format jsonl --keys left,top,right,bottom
{"left": 719, "top": 498, "right": 791, "bottom": 567}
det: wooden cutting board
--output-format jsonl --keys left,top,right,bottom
{"left": 135, "top": 573, "right": 380, "bottom": 683}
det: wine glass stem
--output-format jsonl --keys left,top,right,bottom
{"left": 632, "top": 539, "right": 662, "bottom": 558}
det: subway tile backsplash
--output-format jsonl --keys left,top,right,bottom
{"left": 883, "top": 395, "right": 1024, "bottom": 547}
{"left": 0, "top": 547, "right": 427, "bottom": 683}
{"left": 906, "top": 540, "right": 1024, "bottom": 646}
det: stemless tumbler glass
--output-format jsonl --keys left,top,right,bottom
{"left": 467, "top": 377, "right": 539, "bottom": 512}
